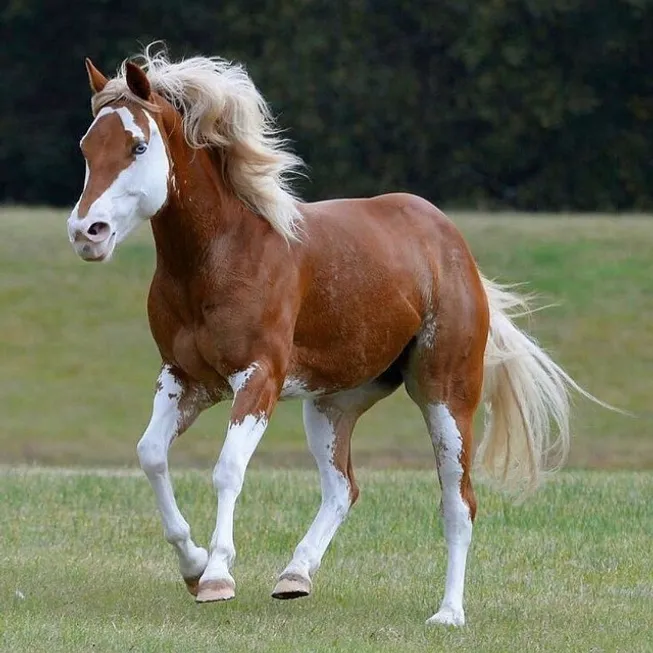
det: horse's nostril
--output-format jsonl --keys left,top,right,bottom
{"left": 88, "top": 221, "right": 110, "bottom": 237}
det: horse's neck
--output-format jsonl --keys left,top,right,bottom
{"left": 150, "top": 143, "right": 247, "bottom": 278}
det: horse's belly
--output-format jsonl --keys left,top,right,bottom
{"left": 287, "top": 297, "right": 421, "bottom": 396}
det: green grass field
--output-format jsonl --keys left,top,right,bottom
{"left": 1, "top": 207, "right": 652, "bottom": 469}
{"left": 1, "top": 468, "right": 651, "bottom": 652}
{"left": 2, "top": 208, "right": 652, "bottom": 652}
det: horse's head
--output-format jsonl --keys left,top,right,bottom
{"left": 68, "top": 59, "right": 171, "bottom": 262}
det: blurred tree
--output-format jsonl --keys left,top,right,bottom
{"left": 0, "top": 0, "right": 651, "bottom": 210}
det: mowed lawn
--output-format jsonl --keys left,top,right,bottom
{"left": 1, "top": 207, "right": 652, "bottom": 469}
{"left": 0, "top": 468, "right": 651, "bottom": 652}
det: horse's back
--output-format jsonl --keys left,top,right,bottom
{"left": 300, "top": 192, "right": 474, "bottom": 271}
{"left": 299, "top": 192, "right": 485, "bottom": 314}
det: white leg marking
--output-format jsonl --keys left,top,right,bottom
{"left": 425, "top": 404, "right": 471, "bottom": 627}
{"left": 228, "top": 363, "right": 260, "bottom": 395}
{"left": 136, "top": 366, "right": 207, "bottom": 581}
{"left": 198, "top": 364, "right": 265, "bottom": 588}
{"left": 280, "top": 399, "right": 351, "bottom": 581}
{"left": 200, "top": 413, "right": 269, "bottom": 585}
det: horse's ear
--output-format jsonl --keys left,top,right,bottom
{"left": 125, "top": 62, "right": 151, "bottom": 101}
{"left": 85, "top": 58, "right": 108, "bottom": 94}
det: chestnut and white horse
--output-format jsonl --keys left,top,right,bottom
{"left": 67, "top": 46, "right": 601, "bottom": 626}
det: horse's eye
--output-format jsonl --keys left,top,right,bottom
{"left": 133, "top": 142, "right": 148, "bottom": 155}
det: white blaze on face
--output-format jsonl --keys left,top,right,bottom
{"left": 113, "top": 106, "right": 145, "bottom": 140}
{"left": 69, "top": 105, "right": 170, "bottom": 249}
{"left": 99, "top": 109, "right": 169, "bottom": 243}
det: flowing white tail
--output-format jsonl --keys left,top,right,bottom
{"left": 477, "top": 276, "right": 611, "bottom": 491}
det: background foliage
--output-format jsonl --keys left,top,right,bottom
{"left": 1, "top": 0, "right": 651, "bottom": 210}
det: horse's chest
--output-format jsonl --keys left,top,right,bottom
{"left": 169, "top": 325, "right": 229, "bottom": 391}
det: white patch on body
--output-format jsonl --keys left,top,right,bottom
{"left": 425, "top": 403, "right": 471, "bottom": 627}
{"left": 280, "top": 376, "right": 325, "bottom": 399}
{"left": 419, "top": 311, "right": 437, "bottom": 349}
{"left": 136, "top": 365, "right": 208, "bottom": 580}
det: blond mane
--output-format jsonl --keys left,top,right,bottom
{"left": 92, "top": 44, "right": 304, "bottom": 240}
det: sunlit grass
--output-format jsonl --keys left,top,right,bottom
{"left": 0, "top": 207, "right": 651, "bottom": 469}
{"left": 0, "top": 468, "right": 651, "bottom": 652}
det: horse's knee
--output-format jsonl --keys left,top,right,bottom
{"left": 137, "top": 435, "right": 167, "bottom": 476}
{"left": 212, "top": 454, "right": 244, "bottom": 496}
{"left": 323, "top": 475, "right": 352, "bottom": 520}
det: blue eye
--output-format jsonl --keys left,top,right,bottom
{"left": 133, "top": 142, "right": 148, "bottom": 155}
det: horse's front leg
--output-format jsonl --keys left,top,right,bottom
{"left": 136, "top": 364, "right": 211, "bottom": 595}
{"left": 196, "top": 361, "right": 281, "bottom": 602}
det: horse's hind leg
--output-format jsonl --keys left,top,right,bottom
{"left": 405, "top": 315, "right": 486, "bottom": 626}
{"left": 272, "top": 378, "right": 399, "bottom": 599}
{"left": 419, "top": 402, "right": 477, "bottom": 626}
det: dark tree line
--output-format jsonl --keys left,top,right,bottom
{"left": 1, "top": 0, "right": 651, "bottom": 211}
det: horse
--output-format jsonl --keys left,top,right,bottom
{"left": 66, "top": 45, "right": 602, "bottom": 627}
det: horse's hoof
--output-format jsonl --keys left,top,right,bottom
{"left": 183, "top": 575, "right": 202, "bottom": 597}
{"left": 426, "top": 607, "right": 465, "bottom": 627}
{"left": 195, "top": 578, "right": 236, "bottom": 603}
{"left": 271, "top": 573, "right": 312, "bottom": 600}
